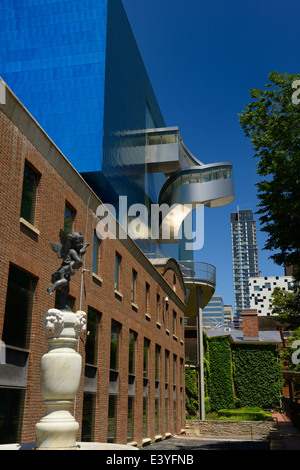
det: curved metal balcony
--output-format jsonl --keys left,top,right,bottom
{"left": 178, "top": 260, "right": 216, "bottom": 287}
{"left": 178, "top": 261, "right": 216, "bottom": 317}
{"left": 159, "top": 163, "right": 234, "bottom": 208}
{"left": 145, "top": 127, "right": 234, "bottom": 242}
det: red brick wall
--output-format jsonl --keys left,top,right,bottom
{"left": 242, "top": 310, "right": 259, "bottom": 339}
{"left": 0, "top": 98, "right": 186, "bottom": 446}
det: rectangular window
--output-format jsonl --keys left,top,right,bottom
{"left": 143, "top": 338, "right": 150, "bottom": 437}
{"left": 128, "top": 330, "right": 137, "bottom": 442}
{"left": 174, "top": 354, "right": 178, "bottom": 431}
{"left": 85, "top": 307, "right": 100, "bottom": 366}
{"left": 132, "top": 269, "right": 137, "bottom": 304}
{"left": 165, "top": 396, "right": 169, "bottom": 433}
{"left": 173, "top": 354, "right": 177, "bottom": 386}
{"left": 92, "top": 232, "right": 101, "bottom": 275}
{"left": 128, "top": 330, "right": 137, "bottom": 375}
{"left": 173, "top": 310, "right": 177, "bottom": 336}
{"left": 155, "top": 396, "right": 160, "bottom": 436}
{"left": 81, "top": 392, "right": 96, "bottom": 442}
{"left": 165, "top": 302, "right": 169, "bottom": 330}
{"left": 143, "top": 338, "right": 150, "bottom": 379}
{"left": 108, "top": 395, "right": 118, "bottom": 443}
{"left": 143, "top": 396, "right": 149, "bottom": 438}
{"left": 145, "top": 282, "right": 150, "bottom": 315}
{"left": 20, "top": 162, "right": 39, "bottom": 225}
{"left": 156, "top": 294, "right": 160, "bottom": 323}
{"left": 0, "top": 388, "right": 25, "bottom": 444}
{"left": 3, "top": 264, "right": 36, "bottom": 349}
{"left": 115, "top": 253, "right": 121, "bottom": 292}
{"left": 155, "top": 345, "right": 161, "bottom": 435}
{"left": 155, "top": 344, "right": 161, "bottom": 382}
{"left": 127, "top": 396, "right": 135, "bottom": 443}
{"left": 165, "top": 350, "right": 170, "bottom": 433}
{"left": 110, "top": 320, "right": 121, "bottom": 372}
{"left": 64, "top": 203, "right": 76, "bottom": 234}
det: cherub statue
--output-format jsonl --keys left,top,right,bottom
{"left": 47, "top": 230, "right": 89, "bottom": 308}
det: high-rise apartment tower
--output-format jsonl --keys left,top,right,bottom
{"left": 231, "top": 209, "right": 259, "bottom": 318}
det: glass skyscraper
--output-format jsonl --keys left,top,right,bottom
{"left": 0, "top": 0, "right": 235, "bottom": 265}
{"left": 202, "top": 294, "right": 224, "bottom": 329}
{"left": 0, "top": 0, "right": 173, "bottom": 254}
{"left": 0, "top": 0, "right": 165, "bottom": 200}
{"left": 230, "top": 209, "right": 259, "bottom": 318}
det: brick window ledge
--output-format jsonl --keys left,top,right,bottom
{"left": 20, "top": 217, "right": 40, "bottom": 236}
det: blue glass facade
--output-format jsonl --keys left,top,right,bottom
{"left": 0, "top": 0, "right": 182, "bottom": 259}
{"left": 0, "top": 0, "right": 166, "bottom": 199}
{"left": 0, "top": 0, "right": 108, "bottom": 173}
{"left": 202, "top": 294, "right": 224, "bottom": 328}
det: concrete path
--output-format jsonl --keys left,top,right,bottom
{"left": 272, "top": 412, "right": 300, "bottom": 450}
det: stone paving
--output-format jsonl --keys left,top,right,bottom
{"left": 142, "top": 434, "right": 270, "bottom": 451}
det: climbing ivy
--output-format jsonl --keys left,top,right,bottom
{"left": 186, "top": 334, "right": 283, "bottom": 415}
{"left": 232, "top": 344, "right": 283, "bottom": 409}
{"left": 185, "top": 368, "right": 198, "bottom": 417}
{"left": 205, "top": 334, "right": 235, "bottom": 411}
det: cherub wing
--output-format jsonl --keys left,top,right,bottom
{"left": 50, "top": 230, "right": 71, "bottom": 258}
{"left": 59, "top": 229, "right": 72, "bottom": 258}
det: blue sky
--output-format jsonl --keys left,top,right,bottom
{"left": 122, "top": 0, "right": 300, "bottom": 310}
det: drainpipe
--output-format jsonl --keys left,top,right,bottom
{"left": 196, "top": 286, "right": 205, "bottom": 420}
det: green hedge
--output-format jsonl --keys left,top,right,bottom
{"left": 217, "top": 407, "right": 272, "bottom": 421}
{"left": 205, "top": 334, "right": 235, "bottom": 411}
{"left": 232, "top": 344, "right": 282, "bottom": 409}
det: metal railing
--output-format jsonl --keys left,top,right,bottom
{"left": 160, "top": 164, "right": 233, "bottom": 204}
{"left": 250, "top": 416, "right": 278, "bottom": 441}
{"left": 178, "top": 260, "right": 216, "bottom": 287}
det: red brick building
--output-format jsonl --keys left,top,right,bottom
{"left": 0, "top": 84, "right": 186, "bottom": 447}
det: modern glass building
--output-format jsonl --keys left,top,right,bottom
{"left": 0, "top": 0, "right": 234, "bottom": 263}
{"left": 202, "top": 294, "right": 224, "bottom": 329}
{"left": 0, "top": 0, "right": 237, "bottom": 433}
{"left": 231, "top": 209, "right": 259, "bottom": 318}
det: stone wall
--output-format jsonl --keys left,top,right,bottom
{"left": 185, "top": 419, "right": 277, "bottom": 436}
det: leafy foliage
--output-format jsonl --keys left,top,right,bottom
{"left": 239, "top": 71, "right": 300, "bottom": 279}
{"left": 232, "top": 344, "right": 283, "bottom": 409}
{"left": 271, "top": 284, "right": 300, "bottom": 329}
{"left": 185, "top": 368, "right": 198, "bottom": 417}
{"left": 217, "top": 407, "right": 272, "bottom": 421}
{"left": 205, "top": 335, "right": 235, "bottom": 411}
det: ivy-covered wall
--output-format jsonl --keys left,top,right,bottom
{"left": 205, "top": 334, "right": 235, "bottom": 411}
{"left": 185, "top": 368, "right": 198, "bottom": 417}
{"left": 202, "top": 334, "right": 283, "bottom": 412}
{"left": 232, "top": 344, "right": 283, "bottom": 409}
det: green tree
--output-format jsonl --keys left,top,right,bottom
{"left": 271, "top": 284, "right": 300, "bottom": 329}
{"left": 239, "top": 71, "right": 300, "bottom": 280}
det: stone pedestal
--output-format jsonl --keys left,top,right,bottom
{"left": 35, "top": 308, "right": 86, "bottom": 450}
